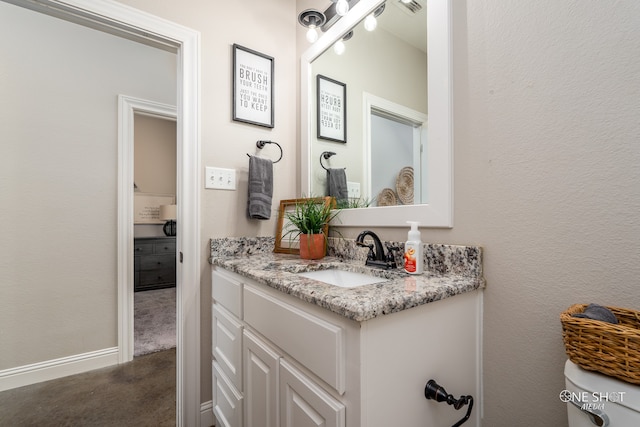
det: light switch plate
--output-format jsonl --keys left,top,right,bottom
{"left": 347, "top": 181, "right": 361, "bottom": 198}
{"left": 205, "top": 167, "right": 236, "bottom": 190}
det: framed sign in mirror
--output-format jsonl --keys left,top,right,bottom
{"left": 317, "top": 74, "right": 346, "bottom": 143}
{"left": 233, "top": 44, "right": 274, "bottom": 128}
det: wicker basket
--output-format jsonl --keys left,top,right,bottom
{"left": 561, "top": 304, "right": 640, "bottom": 384}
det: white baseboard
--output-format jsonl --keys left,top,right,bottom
{"left": 0, "top": 347, "right": 119, "bottom": 392}
{"left": 200, "top": 400, "right": 215, "bottom": 426}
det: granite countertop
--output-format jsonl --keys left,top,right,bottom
{"left": 210, "top": 237, "right": 485, "bottom": 322}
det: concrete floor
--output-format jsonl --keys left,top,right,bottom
{"left": 0, "top": 349, "right": 176, "bottom": 426}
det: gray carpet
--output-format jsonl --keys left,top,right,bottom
{"left": 134, "top": 287, "right": 176, "bottom": 357}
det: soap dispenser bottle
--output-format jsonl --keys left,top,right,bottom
{"left": 404, "top": 221, "right": 423, "bottom": 274}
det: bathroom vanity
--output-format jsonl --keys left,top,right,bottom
{"left": 210, "top": 238, "right": 484, "bottom": 427}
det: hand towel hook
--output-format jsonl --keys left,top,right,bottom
{"left": 320, "top": 151, "right": 341, "bottom": 171}
{"left": 247, "top": 140, "right": 282, "bottom": 163}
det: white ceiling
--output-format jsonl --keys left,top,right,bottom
{"left": 380, "top": 0, "right": 427, "bottom": 53}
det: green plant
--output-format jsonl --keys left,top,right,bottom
{"left": 283, "top": 197, "right": 339, "bottom": 240}
{"left": 335, "top": 197, "right": 374, "bottom": 209}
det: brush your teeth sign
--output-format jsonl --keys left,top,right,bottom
{"left": 317, "top": 74, "right": 346, "bottom": 143}
{"left": 233, "top": 44, "right": 274, "bottom": 128}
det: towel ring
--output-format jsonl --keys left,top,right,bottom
{"left": 320, "top": 151, "right": 343, "bottom": 171}
{"left": 246, "top": 140, "right": 282, "bottom": 163}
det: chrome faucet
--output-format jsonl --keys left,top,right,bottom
{"left": 355, "top": 230, "right": 399, "bottom": 270}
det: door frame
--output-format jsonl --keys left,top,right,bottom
{"left": 4, "top": 1, "right": 202, "bottom": 425}
{"left": 117, "top": 95, "right": 177, "bottom": 362}
{"left": 363, "top": 92, "right": 428, "bottom": 204}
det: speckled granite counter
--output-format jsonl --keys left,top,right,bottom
{"left": 209, "top": 237, "right": 485, "bottom": 322}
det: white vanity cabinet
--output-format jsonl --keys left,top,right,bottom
{"left": 212, "top": 266, "right": 482, "bottom": 427}
{"left": 243, "top": 329, "right": 346, "bottom": 427}
{"left": 211, "top": 269, "right": 244, "bottom": 427}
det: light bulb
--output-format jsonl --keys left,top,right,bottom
{"left": 306, "top": 26, "right": 318, "bottom": 43}
{"left": 364, "top": 14, "right": 377, "bottom": 31}
{"left": 334, "top": 40, "right": 345, "bottom": 55}
{"left": 401, "top": 0, "right": 412, "bottom": 3}
{"left": 336, "top": 0, "right": 349, "bottom": 17}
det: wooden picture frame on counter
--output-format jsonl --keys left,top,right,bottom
{"left": 274, "top": 197, "right": 333, "bottom": 254}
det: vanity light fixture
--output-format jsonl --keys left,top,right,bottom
{"left": 364, "top": 3, "right": 386, "bottom": 32}
{"left": 298, "top": 9, "right": 327, "bottom": 43}
{"left": 334, "top": 0, "right": 350, "bottom": 16}
{"left": 333, "top": 30, "right": 353, "bottom": 55}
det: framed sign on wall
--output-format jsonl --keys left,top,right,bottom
{"left": 134, "top": 193, "right": 175, "bottom": 224}
{"left": 317, "top": 74, "right": 346, "bottom": 143}
{"left": 232, "top": 44, "right": 274, "bottom": 128}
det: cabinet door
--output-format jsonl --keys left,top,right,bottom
{"left": 280, "top": 359, "right": 345, "bottom": 427}
{"left": 212, "top": 268, "right": 243, "bottom": 318}
{"left": 213, "top": 361, "right": 243, "bottom": 427}
{"left": 243, "top": 330, "right": 279, "bottom": 427}
{"left": 213, "top": 303, "right": 243, "bottom": 390}
{"left": 244, "top": 284, "right": 345, "bottom": 393}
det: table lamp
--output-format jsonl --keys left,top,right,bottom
{"left": 159, "top": 204, "right": 177, "bottom": 236}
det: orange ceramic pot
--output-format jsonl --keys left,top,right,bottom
{"left": 299, "top": 233, "right": 326, "bottom": 260}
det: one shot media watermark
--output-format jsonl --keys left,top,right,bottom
{"left": 560, "top": 389, "right": 626, "bottom": 410}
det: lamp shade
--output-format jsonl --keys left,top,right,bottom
{"left": 159, "top": 204, "right": 177, "bottom": 220}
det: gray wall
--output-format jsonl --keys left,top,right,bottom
{"left": 0, "top": 1, "right": 176, "bottom": 369}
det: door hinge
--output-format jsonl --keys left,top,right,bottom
{"left": 179, "top": 252, "right": 183, "bottom": 263}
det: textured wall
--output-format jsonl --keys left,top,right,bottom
{"left": 457, "top": 2, "right": 640, "bottom": 425}
{"left": 307, "top": 1, "right": 640, "bottom": 426}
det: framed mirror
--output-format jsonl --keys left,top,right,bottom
{"left": 300, "top": 0, "right": 453, "bottom": 227}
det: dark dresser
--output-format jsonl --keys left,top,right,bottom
{"left": 134, "top": 236, "right": 176, "bottom": 292}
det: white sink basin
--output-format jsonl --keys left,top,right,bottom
{"left": 297, "top": 269, "right": 388, "bottom": 288}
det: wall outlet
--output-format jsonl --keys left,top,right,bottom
{"left": 347, "top": 181, "right": 361, "bottom": 198}
{"left": 205, "top": 167, "right": 236, "bottom": 190}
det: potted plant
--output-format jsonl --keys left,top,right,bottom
{"left": 283, "top": 197, "right": 339, "bottom": 260}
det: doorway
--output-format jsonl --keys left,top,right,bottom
{"left": 131, "top": 108, "right": 178, "bottom": 358}
{"left": 370, "top": 112, "right": 419, "bottom": 205}
{"left": 364, "top": 93, "right": 428, "bottom": 205}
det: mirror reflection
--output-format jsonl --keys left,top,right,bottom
{"left": 309, "top": 0, "right": 427, "bottom": 208}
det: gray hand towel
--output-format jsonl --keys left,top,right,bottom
{"left": 327, "top": 168, "right": 348, "bottom": 202}
{"left": 247, "top": 156, "right": 273, "bottom": 220}
{"left": 572, "top": 303, "right": 618, "bottom": 324}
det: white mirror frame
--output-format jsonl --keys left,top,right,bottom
{"left": 300, "top": 0, "right": 453, "bottom": 227}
